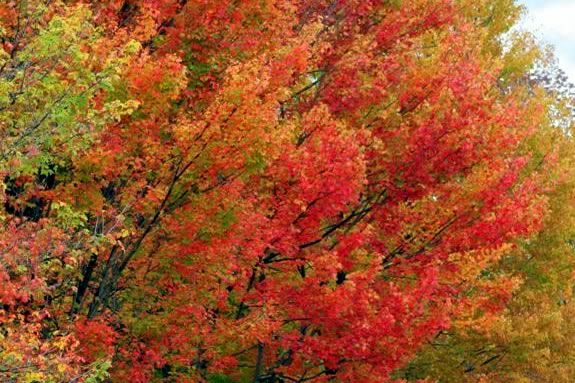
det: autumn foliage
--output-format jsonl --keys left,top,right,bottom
{"left": 0, "top": 0, "right": 572, "bottom": 382}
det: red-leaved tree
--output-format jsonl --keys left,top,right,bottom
{"left": 0, "top": 0, "right": 556, "bottom": 382}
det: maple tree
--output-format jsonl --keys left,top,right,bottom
{"left": 0, "top": 0, "right": 571, "bottom": 382}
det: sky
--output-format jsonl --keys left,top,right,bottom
{"left": 520, "top": 0, "right": 575, "bottom": 81}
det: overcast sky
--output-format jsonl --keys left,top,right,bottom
{"left": 520, "top": 0, "right": 575, "bottom": 81}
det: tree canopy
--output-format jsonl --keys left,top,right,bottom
{"left": 0, "top": 1, "right": 573, "bottom": 382}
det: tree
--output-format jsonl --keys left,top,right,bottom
{"left": 0, "top": 0, "right": 560, "bottom": 382}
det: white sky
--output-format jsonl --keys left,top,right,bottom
{"left": 520, "top": 0, "right": 575, "bottom": 81}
